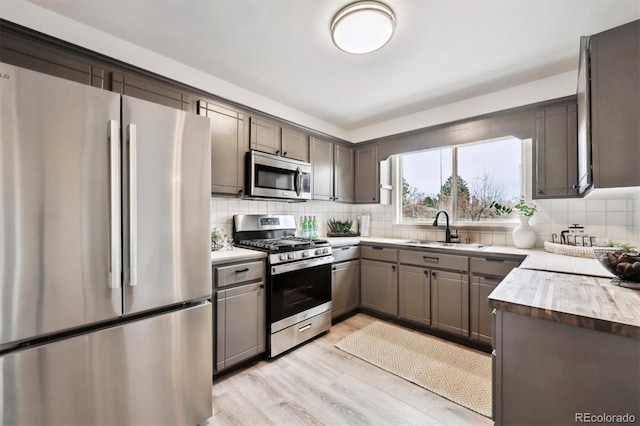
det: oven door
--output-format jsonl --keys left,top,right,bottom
{"left": 269, "top": 257, "right": 333, "bottom": 324}
{"left": 247, "top": 151, "right": 311, "bottom": 200}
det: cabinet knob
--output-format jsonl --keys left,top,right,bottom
{"left": 283, "top": 151, "right": 288, "bottom": 156}
{"left": 238, "top": 189, "right": 243, "bottom": 194}
{"left": 432, "top": 271, "right": 436, "bottom": 278}
{"left": 391, "top": 265, "right": 396, "bottom": 271}
{"left": 259, "top": 284, "right": 265, "bottom": 289}
{"left": 572, "top": 184, "right": 579, "bottom": 189}
{"left": 538, "top": 190, "right": 544, "bottom": 195}
{"left": 372, "top": 197, "right": 376, "bottom": 201}
{"left": 275, "top": 149, "right": 280, "bottom": 154}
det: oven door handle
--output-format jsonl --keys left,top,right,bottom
{"left": 271, "top": 255, "right": 334, "bottom": 275}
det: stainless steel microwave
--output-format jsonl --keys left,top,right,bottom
{"left": 246, "top": 150, "right": 312, "bottom": 200}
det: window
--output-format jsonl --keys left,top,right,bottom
{"left": 400, "top": 137, "right": 523, "bottom": 224}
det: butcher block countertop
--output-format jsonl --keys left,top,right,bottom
{"left": 489, "top": 268, "right": 640, "bottom": 339}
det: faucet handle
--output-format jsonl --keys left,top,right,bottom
{"left": 450, "top": 229, "right": 460, "bottom": 242}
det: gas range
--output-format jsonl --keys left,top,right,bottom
{"left": 233, "top": 214, "right": 334, "bottom": 358}
{"left": 233, "top": 216, "right": 332, "bottom": 265}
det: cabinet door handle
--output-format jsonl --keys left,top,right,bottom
{"left": 538, "top": 190, "right": 544, "bottom": 195}
{"left": 259, "top": 284, "right": 265, "bottom": 289}
{"left": 572, "top": 184, "right": 579, "bottom": 189}
{"left": 423, "top": 256, "right": 439, "bottom": 263}
{"left": 275, "top": 149, "right": 280, "bottom": 154}
{"left": 432, "top": 271, "right": 436, "bottom": 278}
{"left": 391, "top": 265, "right": 396, "bottom": 271}
{"left": 372, "top": 246, "right": 384, "bottom": 250}
{"left": 341, "top": 247, "right": 351, "bottom": 251}
{"left": 485, "top": 258, "right": 505, "bottom": 263}
{"left": 423, "top": 270, "right": 429, "bottom": 276}
{"left": 235, "top": 268, "right": 250, "bottom": 273}
{"left": 238, "top": 189, "right": 243, "bottom": 194}
{"left": 283, "top": 151, "right": 288, "bottom": 156}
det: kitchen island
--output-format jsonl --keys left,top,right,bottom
{"left": 489, "top": 268, "right": 640, "bottom": 425}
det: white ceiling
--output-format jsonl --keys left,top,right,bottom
{"left": 8, "top": 0, "right": 640, "bottom": 139}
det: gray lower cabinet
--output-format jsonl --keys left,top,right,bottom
{"left": 493, "top": 310, "right": 640, "bottom": 425}
{"left": 431, "top": 270, "right": 469, "bottom": 336}
{"left": 534, "top": 102, "right": 579, "bottom": 198}
{"left": 398, "top": 265, "right": 430, "bottom": 326}
{"left": 469, "top": 256, "right": 523, "bottom": 344}
{"left": 354, "top": 144, "right": 379, "bottom": 203}
{"left": 332, "top": 259, "right": 360, "bottom": 319}
{"left": 198, "top": 101, "right": 248, "bottom": 195}
{"left": 470, "top": 275, "right": 499, "bottom": 343}
{"left": 360, "top": 259, "right": 397, "bottom": 316}
{"left": 214, "top": 260, "right": 266, "bottom": 373}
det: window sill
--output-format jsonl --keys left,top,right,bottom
{"left": 393, "top": 222, "right": 517, "bottom": 231}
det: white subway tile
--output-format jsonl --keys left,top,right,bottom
{"left": 606, "top": 226, "right": 628, "bottom": 240}
{"left": 567, "top": 211, "right": 587, "bottom": 226}
{"left": 550, "top": 199, "right": 568, "bottom": 212}
{"left": 567, "top": 199, "right": 586, "bottom": 212}
{"left": 606, "top": 199, "right": 628, "bottom": 212}
{"left": 492, "top": 232, "right": 507, "bottom": 246}
{"left": 606, "top": 211, "right": 628, "bottom": 226}
{"left": 586, "top": 199, "right": 606, "bottom": 211}
{"left": 586, "top": 211, "right": 606, "bottom": 225}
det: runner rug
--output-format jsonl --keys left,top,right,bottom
{"left": 335, "top": 321, "right": 492, "bottom": 418}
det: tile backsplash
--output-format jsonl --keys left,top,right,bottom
{"left": 212, "top": 194, "right": 639, "bottom": 247}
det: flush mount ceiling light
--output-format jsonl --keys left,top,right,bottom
{"left": 331, "top": 1, "right": 396, "bottom": 54}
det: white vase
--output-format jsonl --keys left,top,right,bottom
{"left": 512, "top": 215, "right": 537, "bottom": 249}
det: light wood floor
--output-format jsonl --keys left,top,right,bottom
{"left": 202, "top": 313, "right": 492, "bottom": 426}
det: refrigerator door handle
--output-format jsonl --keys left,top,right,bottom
{"left": 109, "top": 120, "right": 121, "bottom": 290}
{"left": 128, "top": 123, "right": 138, "bottom": 287}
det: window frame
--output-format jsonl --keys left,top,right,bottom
{"left": 393, "top": 136, "right": 532, "bottom": 227}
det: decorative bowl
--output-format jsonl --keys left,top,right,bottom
{"left": 593, "top": 249, "right": 640, "bottom": 287}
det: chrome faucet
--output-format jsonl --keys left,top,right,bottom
{"left": 433, "top": 210, "right": 451, "bottom": 243}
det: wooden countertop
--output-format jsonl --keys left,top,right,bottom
{"left": 489, "top": 268, "right": 640, "bottom": 339}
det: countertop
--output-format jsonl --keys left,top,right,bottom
{"left": 211, "top": 247, "right": 267, "bottom": 266}
{"left": 214, "top": 236, "right": 636, "bottom": 338}
{"left": 489, "top": 268, "right": 640, "bottom": 339}
{"left": 327, "top": 236, "right": 613, "bottom": 278}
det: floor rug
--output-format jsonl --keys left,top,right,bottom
{"left": 335, "top": 321, "right": 492, "bottom": 418}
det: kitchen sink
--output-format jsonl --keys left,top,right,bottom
{"left": 404, "top": 240, "right": 489, "bottom": 249}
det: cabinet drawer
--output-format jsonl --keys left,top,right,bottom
{"left": 399, "top": 250, "right": 468, "bottom": 272}
{"left": 332, "top": 245, "right": 360, "bottom": 263}
{"left": 361, "top": 245, "right": 397, "bottom": 262}
{"left": 215, "top": 261, "right": 264, "bottom": 288}
{"left": 470, "top": 257, "right": 520, "bottom": 277}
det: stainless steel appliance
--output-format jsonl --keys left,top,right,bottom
{"left": 577, "top": 35, "right": 593, "bottom": 194}
{"left": 1, "top": 63, "right": 212, "bottom": 426}
{"left": 246, "top": 150, "right": 312, "bottom": 200}
{"left": 233, "top": 215, "right": 333, "bottom": 357}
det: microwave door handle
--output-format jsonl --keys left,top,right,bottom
{"left": 295, "top": 167, "right": 302, "bottom": 196}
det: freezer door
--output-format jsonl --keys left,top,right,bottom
{"left": 0, "top": 63, "right": 122, "bottom": 347}
{"left": 122, "top": 96, "right": 211, "bottom": 314}
{"left": 0, "top": 302, "right": 213, "bottom": 426}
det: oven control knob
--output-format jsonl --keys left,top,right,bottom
{"left": 279, "top": 254, "right": 287, "bottom": 261}
{"left": 302, "top": 251, "right": 309, "bottom": 257}
{"left": 323, "top": 248, "right": 329, "bottom": 254}
{"left": 315, "top": 248, "right": 322, "bottom": 255}
{"left": 287, "top": 253, "right": 295, "bottom": 259}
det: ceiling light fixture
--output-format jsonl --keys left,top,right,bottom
{"left": 331, "top": 1, "right": 396, "bottom": 54}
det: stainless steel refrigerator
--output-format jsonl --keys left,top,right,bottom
{"left": 0, "top": 63, "right": 212, "bottom": 426}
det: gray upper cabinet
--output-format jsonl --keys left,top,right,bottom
{"left": 590, "top": 20, "right": 640, "bottom": 189}
{"left": 310, "top": 137, "right": 334, "bottom": 200}
{"left": 354, "top": 145, "right": 379, "bottom": 203}
{"left": 334, "top": 144, "right": 354, "bottom": 203}
{"left": 310, "top": 137, "right": 354, "bottom": 202}
{"left": 249, "top": 116, "right": 280, "bottom": 155}
{"left": 534, "top": 102, "right": 578, "bottom": 198}
{"left": 199, "top": 101, "right": 248, "bottom": 195}
{"left": 281, "top": 127, "right": 310, "bottom": 162}
{"left": 250, "top": 116, "right": 310, "bottom": 162}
